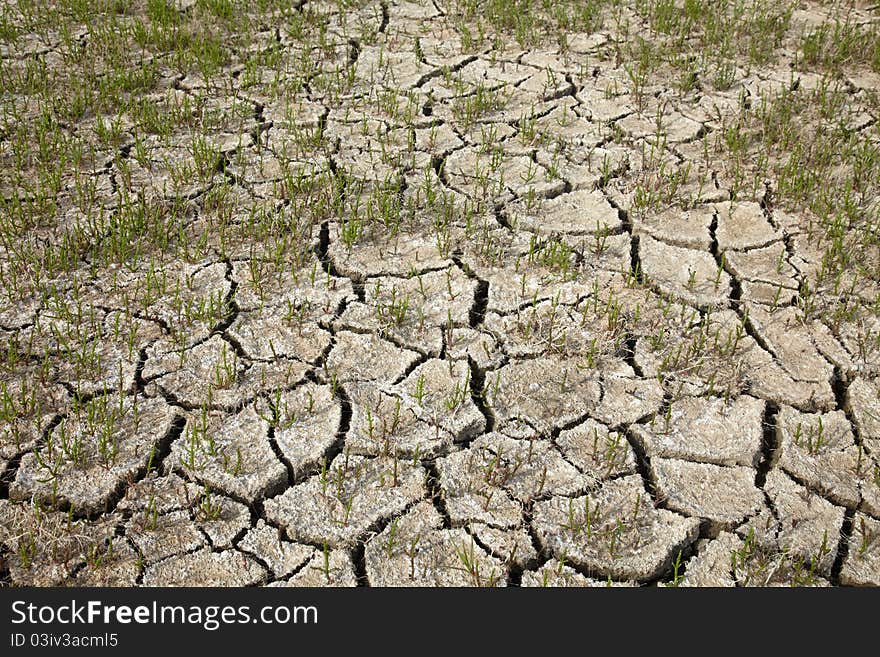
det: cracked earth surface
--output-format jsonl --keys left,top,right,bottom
{"left": 2, "top": 0, "right": 880, "bottom": 587}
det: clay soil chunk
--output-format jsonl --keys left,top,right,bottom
{"left": 748, "top": 469, "right": 846, "bottom": 580}
{"left": 630, "top": 395, "right": 764, "bottom": 467}
{"left": 0, "top": 501, "right": 118, "bottom": 586}
{"left": 127, "top": 510, "right": 205, "bottom": 565}
{"left": 512, "top": 189, "right": 622, "bottom": 236}
{"left": 437, "top": 432, "right": 592, "bottom": 526}
{"left": 489, "top": 356, "right": 602, "bottom": 433}
{"left": 197, "top": 495, "right": 251, "bottom": 548}
{"left": 715, "top": 201, "right": 780, "bottom": 251}
{"left": 73, "top": 541, "right": 142, "bottom": 586}
{"left": 276, "top": 550, "right": 358, "bottom": 587}
{"left": 633, "top": 206, "right": 713, "bottom": 250}
{"left": 639, "top": 235, "right": 731, "bottom": 309}
{"left": 142, "top": 548, "right": 267, "bottom": 586}
{"left": 364, "top": 502, "right": 506, "bottom": 586}
{"left": 681, "top": 533, "right": 743, "bottom": 587}
{"left": 263, "top": 454, "right": 425, "bottom": 547}
{"left": 846, "top": 377, "right": 880, "bottom": 455}
{"left": 532, "top": 475, "right": 701, "bottom": 581}
{"left": 11, "top": 395, "right": 177, "bottom": 514}
{"left": 143, "top": 335, "right": 248, "bottom": 408}
{"left": 555, "top": 418, "right": 638, "bottom": 483}
{"left": 776, "top": 406, "right": 864, "bottom": 508}
{"left": 394, "top": 358, "right": 486, "bottom": 442}
{"left": 346, "top": 381, "right": 456, "bottom": 458}
{"left": 592, "top": 375, "right": 665, "bottom": 427}
{"left": 521, "top": 563, "right": 636, "bottom": 587}
{"left": 169, "top": 405, "right": 287, "bottom": 503}
{"left": 239, "top": 521, "right": 316, "bottom": 579}
{"left": 0, "top": 379, "right": 68, "bottom": 472}
{"left": 651, "top": 458, "right": 764, "bottom": 530}
{"left": 228, "top": 307, "right": 333, "bottom": 362}
{"left": 325, "top": 331, "right": 422, "bottom": 384}
{"left": 260, "top": 382, "right": 342, "bottom": 476}
{"left": 745, "top": 305, "right": 835, "bottom": 389}
{"left": 840, "top": 512, "right": 880, "bottom": 586}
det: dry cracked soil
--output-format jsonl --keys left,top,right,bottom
{"left": 1, "top": 0, "right": 880, "bottom": 587}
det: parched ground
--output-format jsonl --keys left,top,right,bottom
{"left": 1, "top": 0, "right": 880, "bottom": 587}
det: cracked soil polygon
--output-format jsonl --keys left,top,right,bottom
{"left": 532, "top": 475, "right": 701, "bottom": 582}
